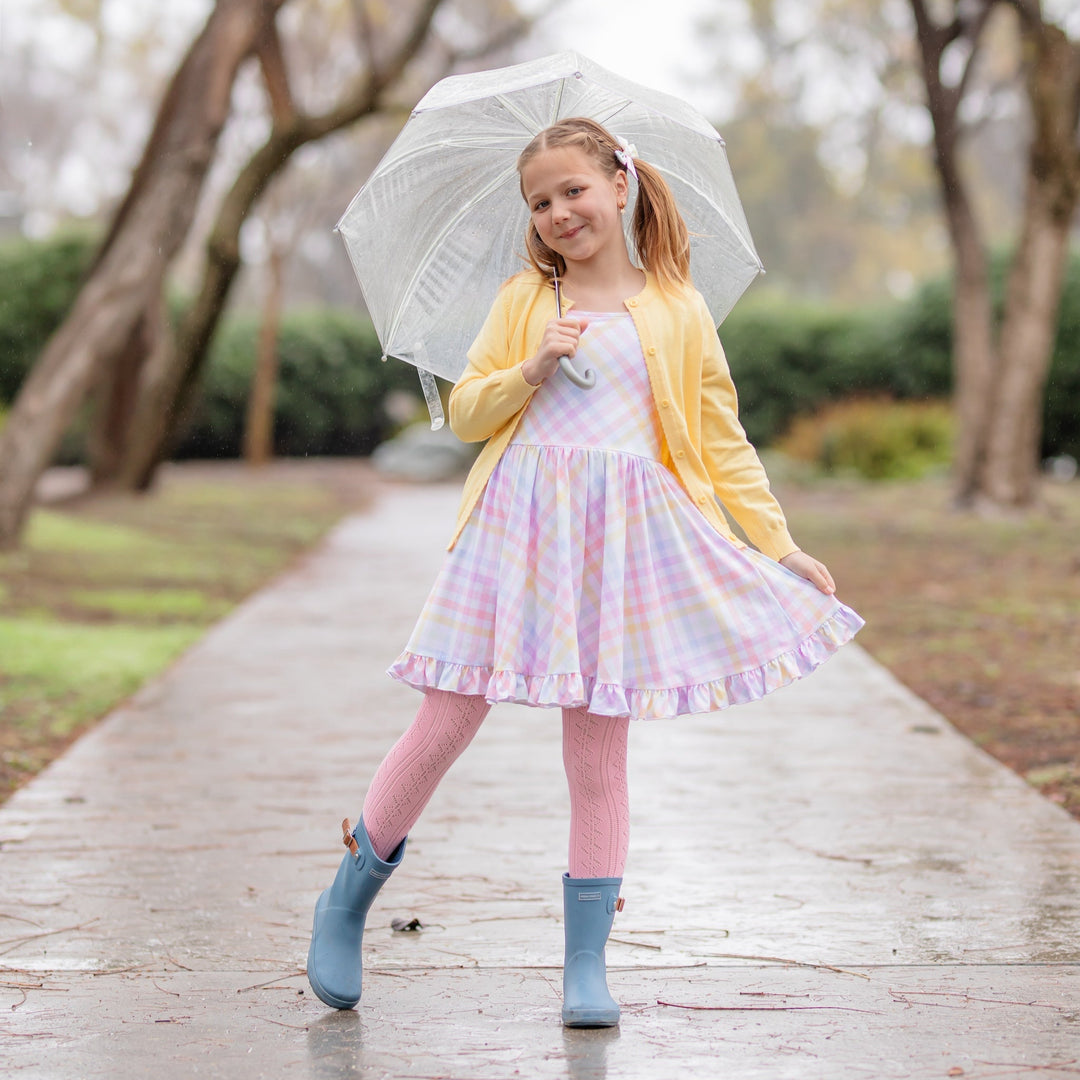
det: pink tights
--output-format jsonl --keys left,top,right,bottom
{"left": 362, "top": 690, "right": 630, "bottom": 878}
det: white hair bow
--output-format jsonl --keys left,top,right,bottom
{"left": 614, "top": 136, "right": 638, "bottom": 182}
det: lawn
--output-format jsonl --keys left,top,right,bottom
{"left": 0, "top": 460, "right": 374, "bottom": 801}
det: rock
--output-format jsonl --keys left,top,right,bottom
{"left": 372, "top": 421, "right": 478, "bottom": 482}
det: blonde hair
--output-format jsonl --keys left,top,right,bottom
{"left": 516, "top": 117, "right": 691, "bottom": 290}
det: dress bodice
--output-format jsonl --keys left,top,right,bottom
{"left": 510, "top": 312, "right": 663, "bottom": 460}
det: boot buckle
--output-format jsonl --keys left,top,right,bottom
{"left": 341, "top": 817, "right": 359, "bottom": 857}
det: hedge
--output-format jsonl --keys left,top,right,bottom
{"left": 722, "top": 249, "right": 1080, "bottom": 459}
{"left": 174, "top": 309, "right": 420, "bottom": 459}
{"left": 0, "top": 231, "right": 98, "bottom": 403}
{"left": 2, "top": 234, "right": 1078, "bottom": 460}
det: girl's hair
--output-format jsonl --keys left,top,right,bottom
{"left": 516, "top": 117, "right": 691, "bottom": 290}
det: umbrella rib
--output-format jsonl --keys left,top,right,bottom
{"left": 550, "top": 77, "right": 567, "bottom": 126}
{"left": 383, "top": 161, "right": 522, "bottom": 351}
{"left": 493, "top": 94, "right": 543, "bottom": 136}
{"left": 593, "top": 101, "right": 633, "bottom": 128}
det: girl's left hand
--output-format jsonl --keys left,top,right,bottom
{"left": 780, "top": 550, "right": 836, "bottom": 595}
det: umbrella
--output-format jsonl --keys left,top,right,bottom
{"left": 336, "top": 51, "right": 763, "bottom": 427}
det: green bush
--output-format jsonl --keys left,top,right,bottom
{"left": 777, "top": 398, "right": 954, "bottom": 480}
{"left": 721, "top": 297, "right": 953, "bottom": 449}
{"left": 174, "top": 309, "right": 421, "bottom": 459}
{"left": 724, "top": 248, "right": 1080, "bottom": 459}
{"left": 4, "top": 232, "right": 1076, "bottom": 462}
{"left": 0, "top": 231, "right": 98, "bottom": 402}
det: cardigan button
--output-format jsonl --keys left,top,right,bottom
{"left": 660, "top": 399, "right": 671, "bottom": 408}
{"left": 675, "top": 450, "right": 686, "bottom": 459}
{"left": 647, "top": 346, "right": 657, "bottom": 356}
{"left": 696, "top": 494, "right": 707, "bottom": 504}
{"left": 628, "top": 298, "right": 638, "bottom": 307}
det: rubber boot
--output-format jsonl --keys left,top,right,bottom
{"left": 306, "top": 817, "right": 405, "bottom": 1009}
{"left": 561, "top": 874, "right": 623, "bottom": 1027}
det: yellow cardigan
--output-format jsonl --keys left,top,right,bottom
{"left": 446, "top": 270, "right": 799, "bottom": 563}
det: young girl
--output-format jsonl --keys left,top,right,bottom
{"left": 307, "top": 116, "right": 863, "bottom": 1027}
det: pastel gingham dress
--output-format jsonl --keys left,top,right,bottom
{"left": 388, "top": 312, "right": 863, "bottom": 720}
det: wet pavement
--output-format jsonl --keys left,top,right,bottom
{"left": 2, "top": 481, "right": 1078, "bottom": 1079}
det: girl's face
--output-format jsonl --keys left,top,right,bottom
{"left": 520, "top": 146, "right": 629, "bottom": 272}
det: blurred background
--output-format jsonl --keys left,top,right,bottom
{"left": 2, "top": 0, "right": 1077, "bottom": 494}
{"left": 0, "top": 0, "right": 1078, "bottom": 812}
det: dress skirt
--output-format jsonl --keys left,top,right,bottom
{"left": 388, "top": 311, "right": 863, "bottom": 720}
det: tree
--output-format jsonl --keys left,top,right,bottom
{"left": 702, "top": 0, "right": 1078, "bottom": 508}
{"left": 910, "top": 0, "right": 1080, "bottom": 507}
{"left": 0, "top": 0, "right": 287, "bottom": 548}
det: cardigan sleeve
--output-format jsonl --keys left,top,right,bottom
{"left": 696, "top": 297, "right": 799, "bottom": 562}
{"left": 448, "top": 284, "right": 539, "bottom": 444}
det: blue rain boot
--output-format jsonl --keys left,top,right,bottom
{"left": 306, "top": 817, "right": 405, "bottom": 1010}
{"left": 561, "top": 874, "right": 623, "bottom": 1027}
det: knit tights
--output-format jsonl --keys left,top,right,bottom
{"left": 362, "top": 690, "right": 631, "bottom": 878}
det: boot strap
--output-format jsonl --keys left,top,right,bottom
{"left": 341, "top": 817, "right": 359, "bottom": 857}
{"left": 614, "top": 896, "right": 625, "bottom": 912}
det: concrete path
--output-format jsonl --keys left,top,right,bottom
{"left": 2, "top": 481, "right": 1078, "bottom": 1079}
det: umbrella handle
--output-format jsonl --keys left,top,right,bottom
{"left": 558, "top": 354, "right": 596, "bottom": 389}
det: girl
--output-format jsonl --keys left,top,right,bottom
{"left": 307, "top": 117, "right": 863, "bottom": 1027}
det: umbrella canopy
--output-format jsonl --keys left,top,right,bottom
{"left": 337, "top": 51, "right": 763, "bottom": 424}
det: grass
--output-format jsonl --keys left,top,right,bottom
{"left": 0, "top": 616, "right": 202, "bottom": 736}
{"left": 0, "top": 460, "right": 374, "bottom": 800}
{"left": 770, "top": 459, "right": 1080, "bottom": 818}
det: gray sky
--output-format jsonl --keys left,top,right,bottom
{"left": 526, "top": 0, "right": 726, "bottom": 113}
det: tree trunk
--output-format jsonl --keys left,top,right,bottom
{"left": 944, "top": 188, "right": 998, "bottom": 507}
{"left": 85, "top": 317, "right": 144, "bottom": 486}
{"left": 907, "top": 1, "right": 1002, "bottom": 508}
{"left": 908, "top": 0, "right": 1080, "bottom": 511}
{"left": 0, "top": 0, "right": 286, "bottom": 547}
{"left": 980, "top": 16, "right": 1080, "bottom": 506}
{"left": 244, "top": 247, "right": 285, "bottom": 466}
{"left": 86, "top": 309, "right": 160, "bottom": 486}
{"left": 981, "top": 186, "right": 1072, "bottom": 503}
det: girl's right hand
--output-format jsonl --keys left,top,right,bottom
{"left": 522, "top": 317, "right": 589, "bottom": 386}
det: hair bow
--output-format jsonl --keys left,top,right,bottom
{"left": 614, "top": 136, "right": 639, "bottom": 182}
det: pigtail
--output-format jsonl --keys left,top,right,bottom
{"left": 631, "top": 159, "right": 691, "bottom": 290}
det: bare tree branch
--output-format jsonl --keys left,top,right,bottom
{"left": 295, "top": 0, "right": 442, "bottom": 141}
{"left": 1000, "top": 0, "right": 1044, "bottom": 28}
{"left": 439, "top": 12, "right": 536, "bottom": 67}
{"left": 256, "top": 16, "right": 296, "bottom": 127}
{"left": 350, "top": 0, "right": 380, "bottom": 82}
{"left": 954, "top": 2, "right": 999, "bottom": 103}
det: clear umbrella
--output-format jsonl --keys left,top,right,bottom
{"left": 337, "top": 51, "right": 763, "bottom": 427}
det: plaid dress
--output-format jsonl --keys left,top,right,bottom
{"left": 388, "top": 312, "right": 863, "bottom": 720}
